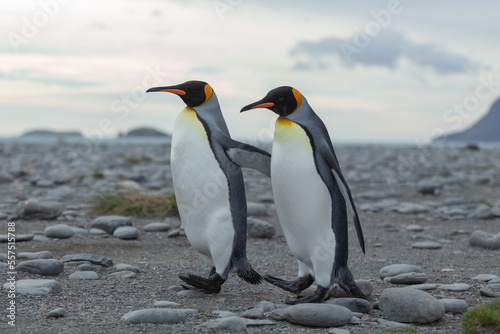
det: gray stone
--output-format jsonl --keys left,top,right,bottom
{"left": 468, "top": 205, "right": 494, "bottom": 219}
{"left": 269, "top": 308, "right": 286, "bottom": 320}
{"left": 113, "top": 226, "right": 139, "bottom": 240}
{"left": 328, "top": 329, "right": 351, "bottom": 334}
{"left": 71, "top": 227, "right": 88, "bottom": 235}
{"left": 417, "top": 180, "right": 439, "bottom": 195}
{"left": 167, "top": 229, "right": 183, "bottom": 238}
{"left": 213, "top": 310, "right": 237, "bottom": 318}
{"left": 154, "top": 301, "right": 181, "bottom": 308}
{"left": 241, "top": 307, "right": 264, "bottom": 319}
{"left": 37, "top": 179, "right": 55, "bottom": 187}
{"left": 244, "top": 319, "right": 277, "bottom": 326}
{"left": 4, "top": 279, "right": 61, "bottom": 295}
{"left": 439, "top": 298, "right": 468, "bottom": 314}
{"left": 472, "top": 274, "right": 500, "bottom": 282}
{"left": 379, "top": 288, "right": 445, "bottom": 323}
{"left": 406, "top": 283, "right": 437, "bottom": 290}
{"left": 438, "top": 283, "right": 471, "bottom": 291}
{"left": 387, "top": 272, "right": 428, "bottom": 284}
{"left": 91, "top": 215, "right": 132, "bottom": 234}
{"left": 0, "top": 172, "right": 14, "bottom": 183}
{"left": 396, "top": 203, "right": 430, "bottom": 214}
{"left": 247, "top": 217, "right": 276, "bottom": 239}
{"left": 247, "top": 202, "right": 269, "bottom": 216}
{"left": 76, "top": 264, "right": 95, "bottom": 271}
{"left": 330, "top": 279, "right": 373, "bottom": 298}
{"left": 114, "top": 263, "right": 139, "bottom": 272}
{"left": 144, "top": 222, "right": 171, "bottom": 232}
{"left": 46, "top": 307, "right": 66, "bottom": 318}
{"left": 406, "top": 224, "right": 424, "bottom": 232}
{"left": 258, "top": 300, "right": 276, "bottom": 311}
{"left": 60, "top": 253, "right": 113, "bottom": 267}
{"left": 45, "top": 224, "right": 75, "bottom": 239}
{"left": 377, "top": 318, "right": 417, "bottom": 329}
{"left": 116, "top": 180, "right": 141, "bottom": 192}
{"left": 480, "top": 287, "right": 499, "bottom": 297}
{"left": 68, "top": 271, "right": 99, "bottom": 280}
{"left": 0, "top": 234, "right": 34, "bottom": 242}
{"left": 412, "top": 241, "right": 442, "bottom": 249}
{"left": 16, "top": 199, "right": 64, "bottom": 220}
{"left": 177, "top": 289, "right": 206, "bottom": 298}
{"left": 469, "top": 230, "right": 500, "bottom": 250}
{"left": 325, "top": 298, "right": 371, "bottom": 313}
{"left": 109, "top": 271, "right": 136, "bottom": 279}
{"left": 167, "top": 285, "right": 184, "bottom": 292}
{"left": 90, "top": 228, "right": 107, "bottom": 235}
{"left": 282, "top": 304, "right": 352, "bottom": 328}
{"left": 120, "top": 308, "right": 186, "bottom": 324}
{"left": 45, "top": 186, "right": 74, "bottom": 201}
{"left": 16, "top": 259, "right": 64, "bottom": 276}
{"left": 18, "top": 251, "right": 54, "bottom": 260}
{"left": 202, "top": 316, "right": 247, "bottom": 332}
{"left": 379, "top": 264, "right": 423, "bottom": 279}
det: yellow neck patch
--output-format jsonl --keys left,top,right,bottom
{"left": 204, "top": 84, "right": 213, "bottom": 103}
{"left": 292, "top": 88, "right": 302, "bottom": 112}
{"left": 276, "top": 116, "right": 293, "bottom": 127}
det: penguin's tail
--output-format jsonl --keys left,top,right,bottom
{"left": 232, "top": 258, "right": 263, "bottom": 285}
{"left": 335, "top": 265, "right": 366, "bottom": 299}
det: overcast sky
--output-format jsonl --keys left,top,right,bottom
{"left": 1, "top": 0, "right": 499, "bottom": 143}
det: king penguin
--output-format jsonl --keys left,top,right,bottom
{"left": 240, "top": 86, "right": 365, "bottom": 304}
{"left": 146, "top": 80, "right": 271, "bottom": 293}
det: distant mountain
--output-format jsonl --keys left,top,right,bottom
{"left": 22, "top": 130, "right": 82, "bottom": 137}
{"left": 121, "top": 127, "right": 171, "bottom": 137}
{"left": 436, "top": 97, "right": 500, "bottom": 142}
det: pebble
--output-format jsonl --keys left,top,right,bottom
{"left": 412, "top": 241, "right": 442, "bottom": 249}
{"left": 16, "top": 199, "right": 64, "bottom": 220}
{"left": 386, "top": 272, "right": 428, "bottom": 284}
{"left": 377, "top": 318, "right": 417, "bottom": 329}
{"left": 120, "top": 308, "right": 186, "bottom": 324}
{"left": 329, "top": 329, "right": 351, "bottom": 334}
{"left": 247, "top": 202, "right": 270, "bottom": 216}
{"left": 116, "top": 180, "right": 141, "bottom": 192}
{"left": 202, "top": 316, "right": 247, "bottom": 332}
{"left": 258, "top": 300, "right": 276, "bottom": 311}
{"left": 0, "top": 234, "right": 34, "bottom": 242}
{"left": 71, "top": 227, "right": 89, "bottom": 235}
{"left": 396, "top": 203, "right": 430, "bottom": 214}
{"left": 406, "top": 224, "right": 424, "bottom": 232}
{"left": 76, "top": 264, "right": 95, "bottom": 271}
{"left": 167, "top": 229, "right": 183, "bottom": 238}
{"left": 241, "top": 308, "right": 264, "bottom": 319}
{"left": 282, "top": 304, "right": 352, "bottom": 328}
{"left": 479, "top": 287, "right": 499, "bottom": 297}
{"left": 90, "top": 215, "right": 132, "bottom": 234}
{"left": 472, "top": 274, "right": 500, "bottom": 282}
{"left": 406, "top": 283, "right": 437, "bottom": 290}
{"left": 46, "top": 186, "right": 74, "bottom": 201}
{"left": 69, "top": 271, "right": 99, "bottom": 280}
{"left": 177, "top": 289, "right": 206, "bottom": 298}
{"left": 113, "top": 226, "right": 139, "bottom": 240}
{"left": 439, "top": 298, "right": 469, "bottom": 314}
{"left": 417, "top": 179, "right": 439, "bottom": 195}
{"left": 45, "top": 224, "right": 75, "bottom": 239}
{"left": 0, "top": 172, "right": 14, "bottom": 183}
{"left": 109, "top": 271, "right": 136, "bottom": 279}
{"left": 469, "top": 230, "right": 500, "bottom": 250}
{"left": 330, "top": 279, "right": 373, "bottom": 298}
{"left": 16, "top": 259, "right": 64, "bottom": 276}
{"left": 244, "top": 319, "right": 277, "bottom": 326}
{"left": 167, "top": 285, "right": 185, "bottom": 292}
{"left": 468, "top": 205, "right": 494, "bottom": 219}
{"left": 4, "top": 279, "right": 61, "bottom": 295}
{"left": 60, "top": 253, "right": 113, "bottom": 267}
{"left": 213, "top": 310, "right": 237, "bottom": 318}
{"left": 18, "top": 251, "right": 54, "bottom": 260}
{"left": 144, "top": 222, "right": 171, "bottom": 232}
{"left": 47, "top": 307, "right": 67, "bottom": 318}
{"left": 379, "top": 287, "right": 445, "bottom": 323}
{"left": 247, "top": 217, "right": 276, "bottom": 239}
{"left": 114, "top": 263, "right": 139, "bottom": 272}
{"left": 379, "top": 264, "right": 423, "bottom": 279}
{"left": 90, "top": 228, "right": 107, "bottom": 235}
{"left": 325, "top": 298, "right": 371, "bottom": 313}
{"left": 154, "top": 301, "right": 181, "bottom": 308}
{"left": 438, "top": 283, "right": 471, "bottom": 291}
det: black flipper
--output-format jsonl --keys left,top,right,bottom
{"left": 285, "top": 285, "right": 330, "bottom": 305}
{"left": 178, "top": 273, "right": 225, "bottom": 294}
{"left": 263, "top": 274, "right": 315, "bottom": 293}
{"left": 220, "top": 136, "right": 271, "bottom": 177}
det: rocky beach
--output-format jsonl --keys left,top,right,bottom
{"left": 1, "top": 137, "right": 500, "bottom": 333}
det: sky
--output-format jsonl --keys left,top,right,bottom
{"left": 1, "top": 0, "right": 500, "bottom": 143}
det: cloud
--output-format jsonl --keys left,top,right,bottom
{"left": 291, "top": 29, "right": 478, "bottom": 75}
{"left": 0, "top": 69, "right": 97, "bottom": 87}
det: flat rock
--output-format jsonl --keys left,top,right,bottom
{"left": 76, "top": 264, "right": 95, "bottom": 271}
{"left": 4, "top": 279, "right": 61, "bottom": 295}
{"left": 60, "top": 253, "right": 113, "bottom": 267}
{"left": 406, "top": 283, "right": 437, "bottom": 290}
{"left": 18, "top": 251, "right": 54, "bottom": 260}
{"left": 16, "top": 199, "right": 64, "bottom": 220}
{"left": 90, "top": 215, "right": 132, "bottom": 234}
{"left": 241, "top": 307, "right": 264, "bottom": 319}
{"left": 379, "top": 264, "right": 423, "bottom": 279}
{"left": 330, "top": 279, "right": 373, "bottom": 298}
{"left": 109, "top": 271, "right": 136, "bottom": 279}
{"left": 282, "top": 304, "right": 352, "bottom": 328}
{"left": 177, "top": 289, "right": 206, "bottom": 298}
{"left": 202, "top": 316, "right": 247, "bottom": 332}
{"left": 116, "top": 180, "right": 141, "bottom": 192}
{"left": 377, "top": 318, "right": 417, "bottom": 329}
{"left": 244, "top": 319, "right": 277, "bottom": 326}
{"left": 438, "top": 283, "right": 471, "bottom": 291}
{"left": 387, "top": 272, "right": 428, "bottom": 284}
{"left": 113, "top": 226, "right": 139, "bottom": 240}
{"left": 439, "top": 298, "right": 469, "bottom": 314}
{"left": 47, "top": 307, "right": 66, "bottom": 318}
{"left": 406, "top": 224, "right": 424, "bottom": 232}
{"left": 144, "top": 222, "right": 171, "bottom": 232}
{"left": 213, "top": 310, "right": 237, "bottom": 318}
{"left": 45, "top": 224, "right": 75, "bottom": 239}
{"left": 469, "top": 230, "right": 500, "bottom": 250}
{"left": 325, "top": 298, "right": 371, "bottom": 313}
{"left": 247, "top": 202, "right": 270, "bottom": 216}
{"left": 247, "top": 217, "right": 276, "bottom": 239}
{"left": 90, "top": 228, "right": 107, "bottom": 235}
{"left": 412, "top": 241, "right": 442, "bottom": 249}
{"left": 154, "top": 301, "right": 181, "bottom": 308}
{"left": 472, "top": 274, "right": 500, "bottom": 282}
{"left": 0, "top": 172, "right": 14, "bottom": 183}
{"left": 258, "top": 300, "right": 276, "bottom": 311}
{"left": 0, "top": 234, "right": 34, "bottom": 242}
{"left": 480, "top": 287, "right": 499, "bottom": 297}
{"left": 16, "top": 259, "right": 64, "bottom": 276}
{"left": 69, "top": 271, "right": 99, "bottom": 280}
{"left": 396, "top": 203, "right": 430, "bottom": 214}
{"left": 417, "top": 180, "right": 439, "bottom": 195}
{"left": 114, "top": 263, "right": 139, "bottom": 272}
{"left": 379, "top": 288, "right": 445, "bottom": 323}
{"left": 120, "top": 308, "right": 186, "bottom": 324}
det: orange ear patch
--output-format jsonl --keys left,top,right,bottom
{"left": 292, "top": 88, "right": 302, "bottom": 111}
{"left": 204, "top": 84, "right": 213, "bottom": 102}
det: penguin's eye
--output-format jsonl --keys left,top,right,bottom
{"left": 278, "top": 97, "right": 284, "bottom": 101}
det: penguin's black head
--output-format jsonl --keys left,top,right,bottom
{"left": 240, "top": 86, "right": 302, "bottom": 117}
{"left": 146, "top": 80, "right": 213, "bottom": 107}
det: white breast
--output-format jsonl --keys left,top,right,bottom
{"left": 171, "top": 107, "right": 234, "bottom": 264}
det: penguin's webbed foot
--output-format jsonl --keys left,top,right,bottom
{"left": 237, "top": 268, "right": 263, "bottom": 285}
{"left": 179, "top": 273, "right": 225, "bottom": 294}
{"left": 263, "top": 274, "right": 314, "bottom": 293}
{"left": 285, "top": 285, "right": 329, "bottom": 305}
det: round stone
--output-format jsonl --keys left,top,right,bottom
{"left": 45, "top": 224, "right": 75, "bottom": 239}
{"left": 113, "top": 226, "right": 139, "bottom": 240}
